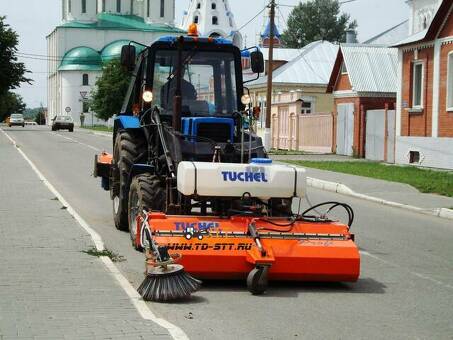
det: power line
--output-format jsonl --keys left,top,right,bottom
{"left": 237, "top": 6, "right": 268, "bottom": 33}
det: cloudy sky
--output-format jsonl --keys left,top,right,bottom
{"left": 0, "top": 0, "right": 409, "bottom": 108}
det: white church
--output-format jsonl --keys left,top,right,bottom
{"left": 47, "top": 0, "right": 241, "bottom": 126}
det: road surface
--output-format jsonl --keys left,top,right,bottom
{"left": 2, "top": 125, "right": 453, "bottom": 339}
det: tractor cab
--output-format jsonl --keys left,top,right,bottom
{"left": 118, "top": 32, "right": 265, "bottom": 163}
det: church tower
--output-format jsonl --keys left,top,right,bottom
{"left": 96, "top": 0, "right": 174, "bottom": 25}
{"left": 62, "top": 0, "right": 97, "bottom": 22}
{"left": 181, "top": 0, "right": 243, "bottom": 47}
{"left": 259, "top": 17, "right": 281, "bottom": 48}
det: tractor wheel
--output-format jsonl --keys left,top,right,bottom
{"left": 128, "top": 174, "right": 166, "bottom": 250}
{"left": 111, "top": 131, "right": 146, "bottom": 231}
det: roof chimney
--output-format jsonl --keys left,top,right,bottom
{"left": 345, "top": 29, "right": 357, "bottom": 43}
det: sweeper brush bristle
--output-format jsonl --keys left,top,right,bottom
{"left": 138, "top": 264, "right": 202, "bottom": 302}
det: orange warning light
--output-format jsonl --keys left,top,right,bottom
{"left": 188, "top": 23, "right": 198, "bottom": 36}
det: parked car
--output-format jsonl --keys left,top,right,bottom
{"left": 9, "top": 114, "right": 25, "bottom": 127}
{"left": 52, "top": 115, "right": 74, "bottom": 132}
{"left": 25, "top": 121, "right": 38, "bottom": 126}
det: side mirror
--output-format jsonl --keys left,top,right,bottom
{"left": 121, "top": 45, "right": 136, "bottom": 71}
{"left": 250, "top": 50, "right": 264, "bottom": 74}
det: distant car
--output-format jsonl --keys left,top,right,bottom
{"left": 9, "top": 114, "right": 25, "bottom": 127}
{"left": 25, "top": 121, "right": 38, "bottom": 126}
{"left": 52, "top": 115, "right": 74, "bottom": 132}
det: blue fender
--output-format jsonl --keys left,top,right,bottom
{"left": 113, "top": 115, "right": 141, "bottom": 142}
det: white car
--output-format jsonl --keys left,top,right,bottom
{"left": 9, "top": 114, "right": 25, "bottom": 127}
{"left": 52, "top": 115, "right": 74, "bottom": 132}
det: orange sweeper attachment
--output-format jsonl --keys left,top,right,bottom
{"left": 96, "top": 156, "right": 360, "bottom": 301}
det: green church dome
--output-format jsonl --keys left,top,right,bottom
{"left": 59, "top": 46, "right": 102, "bottom": 71}
{"left": 101, "top": 40, "right": 146, "bottom": 62}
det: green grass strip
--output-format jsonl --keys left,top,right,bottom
{"left": 284, "top": 160, "right": 453, "bottom": 198}
{"left": 81, "top": 125, "right": 113, "bottom": 132}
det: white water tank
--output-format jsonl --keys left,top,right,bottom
{"left": 177, "top": 160, "right": 306, "bottom": 199}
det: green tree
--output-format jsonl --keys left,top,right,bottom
{"left": 34, "top": 106, "right": 46, "bottom": 125}
{"left": 0, "top": 92, "right": 26, "bottom": 122}
{"left": 0, "top": 16, "right": 32, "bottom": 96}
{"left": 281, "top": 0, "right": 358, "bottom": 48}
{"left": 90, "top": 59, "right": 130, "bottom": 121}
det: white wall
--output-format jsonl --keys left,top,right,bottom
{"left": 61, "top": 28, "right": 167, "bottom": 52}
{"left": 409, "top": 0, "right": 442, "bottom": 34}
{"left": 395, "top": 136, "right": 453, "bottom": 169}
{"left": 59, "top": 71, "right": 105, "bottom": 126}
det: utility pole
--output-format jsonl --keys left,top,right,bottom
{"left": 264, "top": 0, "right": 275, "bottom": 151}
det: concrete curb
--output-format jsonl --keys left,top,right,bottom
{"left": 307, "top": 177, "right": 453, "bottom": 221}
{"left": 76, "top": 128, "right": 112, "bottom": 138}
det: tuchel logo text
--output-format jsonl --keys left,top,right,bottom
{"left": 221, "top": 171, "right": 268, "bottom": 183}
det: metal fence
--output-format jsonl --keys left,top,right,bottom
{"left": 271, "top": 109, "right": 334, "bottom": 153}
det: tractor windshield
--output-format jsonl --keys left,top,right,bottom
{"left": 152, "top": 50, "right": 238, "bottom": 116}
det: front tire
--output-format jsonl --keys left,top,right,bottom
{"left": 111, "top": 131, "right": 146, "bottom": 231}
{"left": 128, "top": 174, "right": 166, "bottom": 250}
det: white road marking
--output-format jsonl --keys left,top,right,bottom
{"left": 360, "top": 250, "right": 453, "bottom": 290}
{"left": 1, "top": 128, "right": 189, "bottom": 340}
{"left": 53, "top": 132, "right": 103, "bottom": 152}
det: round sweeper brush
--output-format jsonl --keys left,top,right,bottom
{"left": 137, "top": 264, "right": 202, "bottom": 302}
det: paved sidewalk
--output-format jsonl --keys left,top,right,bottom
{"left": 0, "top": 134, "right": 171, "bottom": 339}
{"left": 296, "top": 166, "right": 453, "bottom": 210}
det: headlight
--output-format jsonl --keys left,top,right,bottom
{"left": 241, "top": 94, "right": 251, "bottom": 105}
{"left": 142, "top": 90, "right": 153, "bottom": 103}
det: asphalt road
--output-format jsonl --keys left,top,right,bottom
{"left": 3, "top": 125, "right": 453, "bottom": 340}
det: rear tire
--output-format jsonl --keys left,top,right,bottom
{"left": 111, "top": 131, "right": 146, "bottom": 231}
{"left": 128, "top": 174, "right": 166, "bottom": 250}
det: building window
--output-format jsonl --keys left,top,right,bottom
{"left": 301, "top": 101, "right": 312, "bottom": 114}
{"left": 194, "top": 15, "right": 199, "bottom": 23}
{"left": 341, "top": 61, "right": 347, "bottom": 74}
{"left": 447, "top": 52, "right": 453, "bottom": 110}
{"left": 412, "top": 62, "right": 424, "bottom": 108}
{"left": 409, "top": 151, "right": 420, "bottom": 164}
{"left": 82, "top": 74, "right": 89, "bottom": 86}
{"left": 116, "top": 0, "right": 121, "bottom": 13}
{"left": 160, "top": 0, "right": 165, "bottom": 17}
{"left": 81, "top": 0, "right": 86, "bottom": 13}
{"left": 212, "top": 2, "right": 216, "bottom": 9}
{"left": 68, "top": 0, "right": 72, "bottom": 13}
{"left": 212, "top": 16, "right": 218, "bottom": 25}
{"left": 147, "top": 0, "right": 150, "bottom": 17}
{"left": 130, "top": 0, "right": 133, "bottom": 14}
{"left": 102, "top": 0, "right": 105, "bottom": 12}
